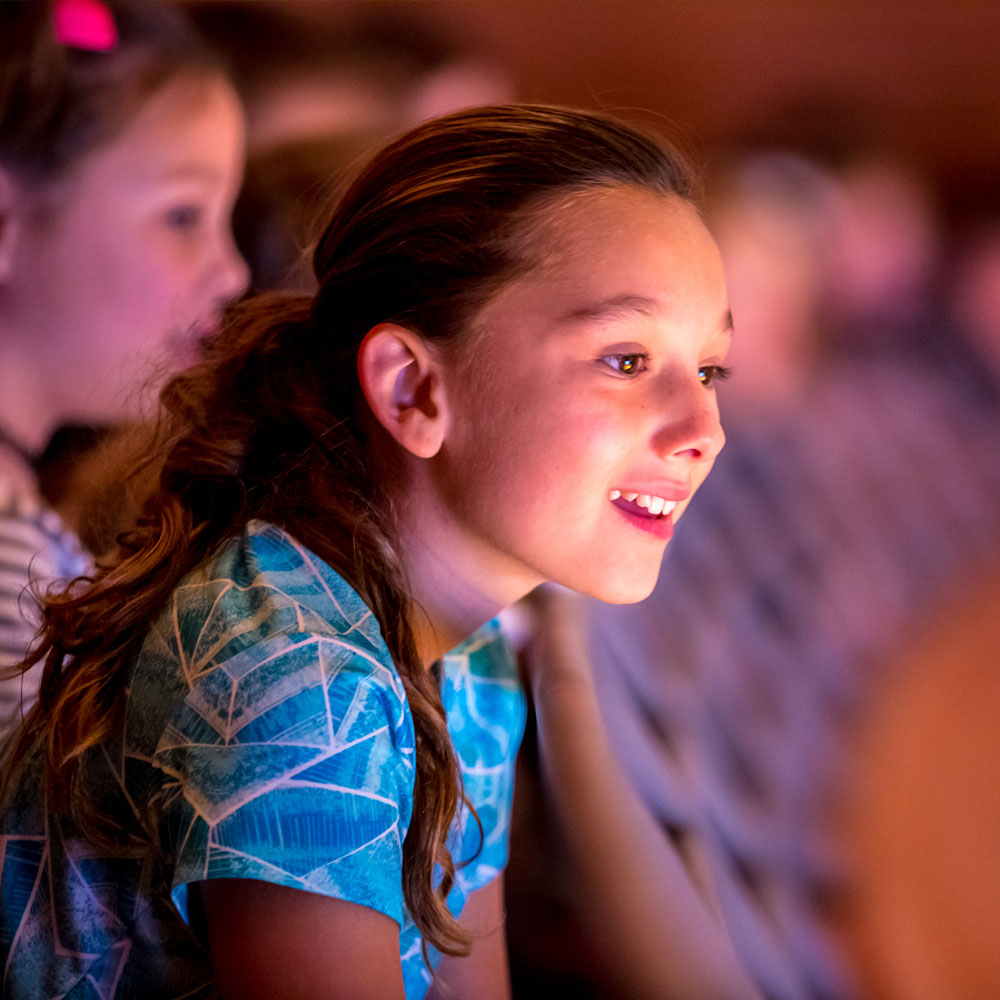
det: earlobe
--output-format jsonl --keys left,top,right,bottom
{"left": 357, "top": 323, "right": 448, "bottom": 459}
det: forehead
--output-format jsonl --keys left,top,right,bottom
{"left": 57, "top": 73, "right": 245, "bottom": 198}
{"left": 488, "top": 185, "right": 727, "bottom": 320}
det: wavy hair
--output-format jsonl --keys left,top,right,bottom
{"left": 1, "top": 103, "right": 694, "bottom": 956}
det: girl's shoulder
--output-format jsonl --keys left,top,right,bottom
{"left": 209, "top": 519, "right": 390, "bottom": 656}
{"left": 127, "top": 520, "right": 411, "bottom": 765}
{"left": 164, "top": 519, "right": 397, "bottom": 680}
{"left": 129, "top": 521, "right": 418, "bottom": 927}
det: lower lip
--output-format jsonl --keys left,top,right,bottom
{"left": 613, "top": 503, "right": 675, "bottom": 540}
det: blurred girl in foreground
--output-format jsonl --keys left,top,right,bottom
{"left": 0, "top": 0, "right": 246, "bottom": 724}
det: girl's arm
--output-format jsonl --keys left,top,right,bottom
{"left": 427, "top": 875, "right": 512, "bottom": 1000}
{"left": 526, "top": 586, "right": 762, "bottom": 1000}
{"left": 200, "top": 878, "right": 406, "bottom": 999}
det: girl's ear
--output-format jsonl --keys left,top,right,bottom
{"left": 357, "top": 323, "right": 449, "bottom": 459}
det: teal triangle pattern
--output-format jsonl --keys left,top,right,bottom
{"left": 1, "top": 522, "right": 525, "bottom": 999}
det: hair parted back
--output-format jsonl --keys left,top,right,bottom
{"left": 2, "top": 103, "right": 694, "bottom": 957}
{"left": 0, "top": 0, "right": 222, "bottom": 182}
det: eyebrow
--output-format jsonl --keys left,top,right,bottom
{"left": 558, "top": 294, "right": 662, "bottom": 324}
{"left": 559, "top": 293, "right": 734, "bottom": 334}
{"left": 158, "top": 165, "right": 227, "bottom": 183}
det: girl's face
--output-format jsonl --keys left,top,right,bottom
{"left": 429, "top": 186, "right": 731, "bottom": 607}
{"left": 9, "top": 72, "right": 247, "bottom": 429}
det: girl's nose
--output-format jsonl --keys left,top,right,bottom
{"left": 213, "top": 229, "right": 250, "bottom": 304}
{"left": 653, "top": 382, "right": 726, "bottom": 465}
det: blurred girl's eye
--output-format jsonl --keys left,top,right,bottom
{"left": 165, "top": 205, "right": 204, "bottom": 230}
{"left": 699, "top": 364, "right": 732, "bottom": 387}
{"left": 602, "top": 353, "right": 648, "bottom": 376}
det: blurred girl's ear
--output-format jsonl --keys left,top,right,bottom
{"left": 0, "top": 166, "right": 21, "bottom": 282}
{"left": 357, "top": 323, "right": 449, "bottom": 459}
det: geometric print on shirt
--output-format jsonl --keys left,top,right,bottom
{"left": 0, "top": 520, "right": 526, "bottom": 1000}
{"left": 402, "top": 619, "right": 527, "bottom": 995}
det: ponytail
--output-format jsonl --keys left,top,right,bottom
{"left": 2, "top": 290, "right": 472, "bottom": 957}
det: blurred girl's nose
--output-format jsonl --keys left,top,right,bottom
{"left": 213, "top": 229, "right": 250, "bottom": 303}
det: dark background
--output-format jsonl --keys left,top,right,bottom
{"left": 230, "top": 0, "right": 1000, "bottom": 223}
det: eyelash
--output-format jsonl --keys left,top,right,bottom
{"left": 602, "top": 353, "right": 648, "bottom": 376}
{"left": 699, "top": 364, "right": 733, "bottom": 387}
{"left": 602, "top": 354, "right": 733, "bottom": 387}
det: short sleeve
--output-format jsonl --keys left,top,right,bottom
{"left": 156, "top": 629, "right": 416, "bottom": 928}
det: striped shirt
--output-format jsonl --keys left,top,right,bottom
{"left": 0, "top": 446, "right": 88, "bottom": 735}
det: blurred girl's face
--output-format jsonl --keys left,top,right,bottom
{"left": 10, "top": 72, "right": 247, "bottom": 428}
{"left": 424, "top": 186, "right": 731, "bottom": 607}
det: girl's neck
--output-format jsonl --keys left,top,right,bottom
{"left": 384, "top": 457, "right": 543, "bottom": 669}
{"left": 407, "top": 571, "right": 508, "bottom": 670}
{"left": 0, "top": 346, "right": 58, "bottom": 457}
{"left": 399, "top": 521, "right": 533, "bottom": 670}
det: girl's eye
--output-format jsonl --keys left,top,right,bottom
{"left": 165, "top": 205, "right": 204, "bottom": 230}
{"left": 603, "top": 353, "right": 648, "bottom": 376}
{"left": 699, "top": 364, "right": 732, "bottom": 387}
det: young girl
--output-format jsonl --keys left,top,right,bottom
{"left": 0, "top": 104, "right": 749, "bottom": 999}
{"left": 0, "top": 0, "right": 246, "bottom": 719}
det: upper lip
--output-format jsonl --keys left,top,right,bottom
{"left": 612, "top": 483, "right": 690, "bottom": 502}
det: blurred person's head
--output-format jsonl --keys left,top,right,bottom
{"left": 949, "top": 222, "right": 1000, "bottom": 389}
{"left": 232, "top": 132, "right": 378, "bottom": 294}
{"left": 833, "top": 564, "right": 1000, "bottom": 1000}
{"left": 213, "top": 4, "right": 514, "bottom": 296}
{"left": 706, "top": 151, "right": 843, "bottom": 412}
{"left": 189, "top": 3, "right": 514, "bottom": 156}
{"left": 0, "top": 0, "right": 247, "bottom": 454}
{"left": 828, "top": 157, "right": 942, "bottom": 354}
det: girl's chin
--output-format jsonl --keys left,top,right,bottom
{"left": 166, "top": 322, "right": 219, "bottom": 368}
{"left": 572, "top": 567, "right": 663, "bottom": 606}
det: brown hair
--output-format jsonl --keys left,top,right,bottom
{"left": 2, "top": 103, "right": 694, "bottom": 956}
{"left": 0, "top": 0, "right": 223, "bottom": 182}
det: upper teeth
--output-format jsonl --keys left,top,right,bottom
{"left": 609, "top": 489, "right": 676, "bottom": 516}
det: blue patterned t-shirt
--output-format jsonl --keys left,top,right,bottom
{"left": 0, "top": 521, "right": 526, "bottom": 999}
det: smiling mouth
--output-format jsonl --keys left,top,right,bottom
{"left": 608, "top": 489, "right": 677, "bottom": 518}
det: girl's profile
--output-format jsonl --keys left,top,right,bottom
{"left": 0, "top": 96, "right": 752, "bottom": 999}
